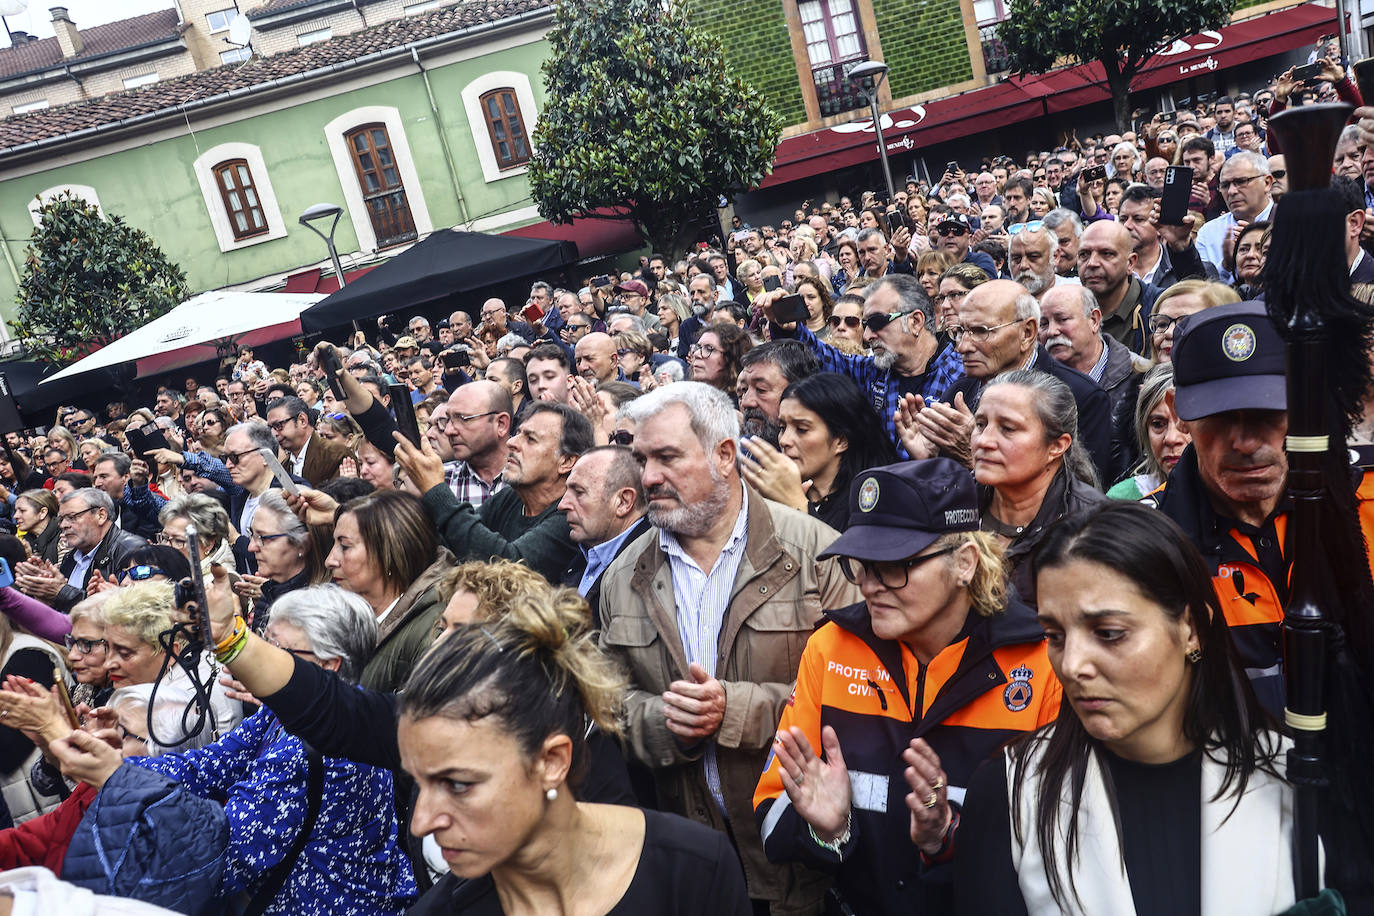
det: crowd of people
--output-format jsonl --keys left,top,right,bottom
{"left": 0, "top": 45, "right": 1366, "bottom": 914}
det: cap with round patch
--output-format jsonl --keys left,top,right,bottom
{"left": 819, "top": 458, "right": 979, "bottom": 563}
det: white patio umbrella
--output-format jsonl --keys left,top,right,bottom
{"left": 40, "top": 290, "right": 326, "bottom": 384}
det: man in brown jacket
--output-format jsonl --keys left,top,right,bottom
{"left": 599, "top": 382, "right": 860, "bottom": 915}
{"left": 265, "top": 395, "right": 350, "bottom": 487}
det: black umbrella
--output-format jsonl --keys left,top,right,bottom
{"left": 298, "top": 230, "right": 579, "bottom": 333}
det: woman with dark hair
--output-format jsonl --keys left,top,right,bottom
{"left": 832, "top": 237, "right": 862, "bottom": 296}
{"left": 13, "top": 490, "right": 59, "bottom": 565}
{"left": 689, "top": 324, "right": 753, "bottom": 400}
{"left": 793, "top": 275, "right": 834, "bottom": 340}
{"left": 327, "top": 490, "right": 449, "bottom": 692}
{"left": 739, "top": 372, "right": 898, "bottom": 530}
{"left": 195, "top": 408, "right": 229, "bottom": 459}
{"left": 0, "top": 448, "right": 44, "bottom": 495}
{"left": 400, "top": 592, "right": 750, "bottom": 913}
{"left": 1231, "top": 220, "right": 1270, "bottom": 299}
{"left": 956, "top": 502, "right": 1300, "bottom": 915}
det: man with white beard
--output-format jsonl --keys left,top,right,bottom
{"left": 764, "top": 275, "right": 964, "bottom": 456}
{"left": 1008, "top": 224, "right": 1077, "bottom": 302}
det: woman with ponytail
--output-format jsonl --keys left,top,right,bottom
{"left": 399, "top": 592, "right": 752, "bottom": 915}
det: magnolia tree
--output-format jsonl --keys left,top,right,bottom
{"left": 528, "top": 0, "right": 783, "bottom": 254}
{"left": 11, "top": 194, "right": 188, "bottom": 365}
{"left": 998, "top": 0, "right": 1236, "bottom": 132}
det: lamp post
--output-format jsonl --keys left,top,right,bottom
{"left": 847, "top": 60, "right": 895, "bottom": 202}
{"left": 298, "top": 203, "right": 349, "bottom": 289}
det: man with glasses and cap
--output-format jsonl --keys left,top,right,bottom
{"left": 612, "top": 279, "right": 662, "bottom": 332}
{"left": 935, "top": 213, "right": 997, "bottom": 277}
{"left": 753, "top": 458, "right": 1060, "bottom": 916}
{"left": 764, "top": 275, "right": 964, "bottom": 456}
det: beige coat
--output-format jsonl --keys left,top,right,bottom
{"left": 599, "top": 487, "right": 860, "bottom": 913}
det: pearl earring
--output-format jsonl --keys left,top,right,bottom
{"left": 545, "top": 788, "right": 558, "bottom": 801}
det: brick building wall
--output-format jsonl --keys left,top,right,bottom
{"left": 688, "top": 0, "right": 806, "bottom": 124}
{"left": 876, "top": 0, "right": 972, "bottom": 98}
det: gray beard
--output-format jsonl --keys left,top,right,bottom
{"left": 1017, "top": 269, "right": 1051, "bottom": 296}
{"left": 648, "top": 471, "right": 732, "bottom": 538}
{"left": 873, "top": 347, "right": 897, "bottom": 371}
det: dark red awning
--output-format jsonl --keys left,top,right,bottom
{"left": 503, "top": 209, "right": 643, "bottom": 259}
{"left": 763, "top": 2, "right": 1336, "bottom": 188}
{"left": 280, "top": 264, "right": 380, "bottom": 294}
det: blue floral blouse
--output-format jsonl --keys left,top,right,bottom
{"left": 135, "top": 706, "right": 417, "bottom": 915}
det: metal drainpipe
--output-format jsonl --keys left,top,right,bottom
{"left": 412, "top": 46, "right": 471, "bottom": 227}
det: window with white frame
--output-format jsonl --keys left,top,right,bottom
{"left": 220, "top": 46, "right": 252, "bottom": 64}
{"left": 28, "top": 185, "right": 102, "bottom": 228}
{"left": 192, "top": 142, "right": 289, "bottom": 253}
{"left": 206, "top": 8, "right": 237, "bottom": 32}
{"left": 12, "top": 100, "right": 47, "bottom": 114}
{"left": 323, "top": 105, "right": 433, "bottom": 252}
{"left": 460, "top": 71, "right": 540, "bottom": 184}
{"left": 123, "top": 72, "right": 159, "bottom": 90}
{"left": 298, "top": 27, "right": 331, "bottom": 45}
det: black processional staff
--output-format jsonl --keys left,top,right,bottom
{"left": 1265, "top": 77, "right": 1374, "bottom": 901}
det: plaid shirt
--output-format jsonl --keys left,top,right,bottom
{"left": 444, "top": 460, "right": 504, "bottom": 509}
{"left": 786, "top": 323, "right": 965, "bottom": 458}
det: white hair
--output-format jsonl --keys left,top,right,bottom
{"left": 1224, "top": 150, "right": 1271, "bottom": 177}
{"left": 621, "top": 381, "right": 739, "bottom": 452}
{"left": 1014, "top": 289, "right": 1041, "bottom": 322}
{"left": 270, "top": 585, "right": 378, "bottom": 685}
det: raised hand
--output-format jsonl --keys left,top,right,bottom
{"left": 773, "top": 725, "right": 852, "bottom": 845}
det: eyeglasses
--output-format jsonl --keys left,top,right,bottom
{"left": 63, "top": 634, "right": 106, "bottom": 654}
{"left": 1008, "top": 221, "right": 1045, "bottom": 235}
{"left": 828, "top": 315, "right": 861, "bottom": 329}
{"left": 934, "top": 289, "right": 969, "bottom": 305}
{"left": 118, "top": 565, "right": 164, "bottom": 584}
{"left": 266, "top": 416, "right": 300, "bottom": 433}
{"left": 249, "top": 531, "right": 290, "bottom": 546}
{"left": 1219, "top": 174, "right": 1261, "bottom": 191}
{"left": 116, "top": 723, "right": 149, "bottom": 747}
{"left": 861, "top": 312, "right": 905, "bottom": 333}
{"left": 222, "top": 448, "right": 260, "bottom": 466}
{"left": 267, "top": 635, "right": 317, "bottom": 659}
{"left": 689, "top": 343, "right": 719, "bottom": 358}
{"left": 1270, "top": 169, "right": 1287, "bottom": 179}
{"left": 158, "top": 532, "right": 189, "bottom": 549}
{"left": 57, "top": 507, "right": 96, "bottom": 525}
{"left": 1147, "top": 314, "right": 1186, "bottom": 333}
{"left": 609, "top": 429, "right": 635, "bottom": 446}
{"left": 454, "top": 410, "right": 500, "bottom": 424}
{"left": 839, "top": 546, "right": 957, "bottom": 589}
{"left": 936, "top": 225, "right": 969, "bottom": 237}
{"left": 616, "top": 348, "right": 644, "bottom": 358}
{"left": 947, "top": 320, "right": 1020, "bottom": 342}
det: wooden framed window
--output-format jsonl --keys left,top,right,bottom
{"left": 344, "top": 123, "right": 417, "bottom": 248}
{"left": 213, "top": 158, "right": 268, "bottom": 240}
{"left": 478, "top": 88, "right": 530, "bottom": 169}
{"left": 799, "top": 0, "right": 869, "bottom": 117}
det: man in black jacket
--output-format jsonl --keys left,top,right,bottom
{"left": 557, "top": 446, "right": 650, "bottom": 626}
{"left": 909, "top": 279, "right": 1114, "bottom": 485}
{"left": 48, "top": 489, "right": 145, "bottom": 611}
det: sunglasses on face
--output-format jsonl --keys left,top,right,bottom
{"left": 118, "top": 565, "right": 164, "bottom": 584}
{"left": 609, "top": 430, "right": 634, "bottom": 446}
{"left": 828, "top": 315, "right": 861, "bottom": 329}
{"left": 936, "top": 225, "right": 968, "bottom": 237}
{"left": 862, "top": 312, "right": 905, "bottom": 333}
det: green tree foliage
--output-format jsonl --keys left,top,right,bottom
{"left": 11, "top": 194, "right": 189, "bottom": 365}
{"left": 997, "top": 0, "right": 1235, "bottom": 131}
{"left": 528, "top": 0, "right": 783, "bottom": 254}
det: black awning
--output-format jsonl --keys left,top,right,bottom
{"left": 299, "top": 230, "right": 579, "bottom": 333}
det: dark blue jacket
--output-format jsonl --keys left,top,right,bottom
{"left": 62, "top": 763, "right": 227, "bottom": 915}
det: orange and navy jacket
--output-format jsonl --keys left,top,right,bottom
{"left": 1157, "top": 446, "right": 1291, "bottom": 713}
{"left": 752, "top": 598, "right": 1061, "bottom": 916}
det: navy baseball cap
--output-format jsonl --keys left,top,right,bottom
{"left": 1171, "top": 301, "right": 1285, "bottom": 421}
{"left": 819, "top": 458, "right": 979, "bottom": 562}
{"left": 936, "top": 213, "right": 972, "bottom": 232}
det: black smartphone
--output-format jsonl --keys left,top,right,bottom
{"left": 444, "top": 347, "right": 471, "bottom": 368}
{"left": 946, "top": 160, "right": 960, "bottom": 175}
{"left": 1160, "top": 165, "right": 1193, "bottom": 225}
{"left": 389, "top": 385, "right": 422, "bottom": 447}
{"left": 126, "top": 426, "right": 170, "bottom": 457}
{"left": 318, "top": 346, "right": 346, "bottom": 401}
{"left": 773, "top": 294, "right": 810, "bottom": 324}
{"left": 1160, "top": 110, "right": 1176, "bottom": 123}
{"left": 1354, "top": 58, "right": 1374, "bottom": 104}
{"left": 1082, "top": 165, "right": 1107, "bottom": 183}
{"left": 887, "top": 208, "right": 911, "bottom": 232}
{"left": 1292, "top": 62, "right": 1323, "bottom": 83}
{"left": 592, "top": 274, "right": 611, "bottom": 287}
{"left": 762, "top": 276, "right": 782, "bottom": 292}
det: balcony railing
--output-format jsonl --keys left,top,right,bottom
{"left": 813, "top": 62, "right": 868, "bottom": 118}
{"left": 980, "top": 23, "right": 1012, "bottom": 74}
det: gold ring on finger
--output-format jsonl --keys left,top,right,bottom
{"left": 932, "top": 778, "right": 944, "bottom": 791}
{"left": 924, "top": 791, "right": 938, "bottom": 808}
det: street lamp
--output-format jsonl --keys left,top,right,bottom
{"left": 298, "top": 203, "right": 349, "bottom": 289}
{"left": 847, "top": 60, "right": 895, "bottom": 203}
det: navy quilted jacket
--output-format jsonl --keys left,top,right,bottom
{"left": 62, "top": 763, "right": 227, "bottom": 915}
